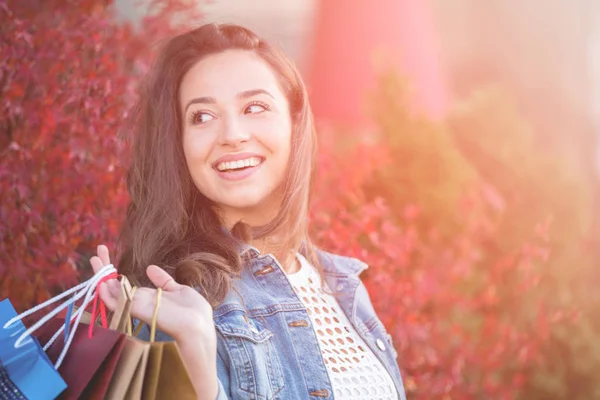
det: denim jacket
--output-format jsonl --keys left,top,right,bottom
{"left": 138, "top": 243, "right": 407, "bottom": 400}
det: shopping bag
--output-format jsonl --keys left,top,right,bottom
{"left": 0, "top": 299, "right": 67, "bottom": 400}
{"left": 136, "top": 288, "right": 197, "bottom": 400}
{"left": 1, "top": 264, "right": 122, "bottom": 400}
{"left": 0, "top": 361, "right": 26, "bottom": 400}
{"left": 36, "top": 318, "right": 125, "bottom": 400}
{"left": 22, "top": 265, "right": 125, "bottom": 400}
{"left": 125, "top": 345, "right": 150, "bottom": 400}
{"left": 104, "top": 278, "right": 150, "bottom": 400}
{"left": 144, "top": 342, "right": 199, "bottom": 400}
{"left": 104, "top": 336, "right": 148, "bottom": 400}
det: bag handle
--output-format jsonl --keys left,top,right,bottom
{"left": 4, "top": 265, "right": 117, "bottom": 350}
{"left": 126, "top": 287, "right": 137, "bottom": 336}
{"left": 53, "top": 268, "right": 119, "bottom": 368}
{"left": 106, "top": 276, "right": 134, "bottom": 333}
{"left": 4, "top": 265, "right": 118, "bottom": 369}
{"left": 107, "top": 277, "right": 162, "bottom": 343}
{"left": 128, "top": 287, "right": 162, "bottom": 343}
{"left": 39, "top": 271, "right": 118, "bottom": 354}
{"left": 105, "top": 276, "right": 140, "bottom": 337}
{"left": 149, "top": 288, "right": 162, "bottom": 343}
{"left": 3, "top": 264, "right": 116, "bottom": 332}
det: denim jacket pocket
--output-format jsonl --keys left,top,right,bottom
{"left": 215, "top": 311, "right": 285, "bottom": 399}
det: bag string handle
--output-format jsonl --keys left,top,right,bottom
{"left": 149, "top": 288, "right": 162, "bottom": 343}
{"left": 3, "top": 264, "right": 116, "bottom": 332}
{"left": 127, "top": 287, "right": 162, "bottom": 342}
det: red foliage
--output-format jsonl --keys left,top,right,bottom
{"left": 310, "top": 127, "right": 561, "bottom": 399}
{"left": 0, "top": 0, "right": 203, "bottom": 308}
{"left": 0, "top": 1, "right": 572, "bottom": 399}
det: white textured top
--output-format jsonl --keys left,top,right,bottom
{"left": 285, "top": 253, "right": 397, "bottom": 400}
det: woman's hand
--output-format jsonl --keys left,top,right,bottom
{"left": 91, "top": 245, "right": 219, "bottom": 400}
{"left": 90, "top": 245, "right": 216, "bottom": 344}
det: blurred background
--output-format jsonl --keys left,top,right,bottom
{"left": 2, "top": 0, "right": 600, "bottom": 398}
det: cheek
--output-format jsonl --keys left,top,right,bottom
{"left": 183, "top": 130, "right": 211, "bottom": 158}
{"left": 182, "top": 133, "right": 213, "bottom": 179}
{"left": 260, "top": 118, "right": 292, "bottom": 161}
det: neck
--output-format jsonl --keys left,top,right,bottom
{"left": 217, "top": 204, "right": 302, "bottom": 274}
{"left": 249, "top": 236, "right": 300, "bottom": 274}
{"left": 220, "top": 193, "right": 283, "bottom": 231}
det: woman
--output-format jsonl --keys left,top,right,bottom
{"left": 92, "top": 23, "right": 406, "bottom": 400}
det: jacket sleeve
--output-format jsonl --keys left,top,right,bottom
{"left": 134, "top": 321, "right": 231, "bottom": 399}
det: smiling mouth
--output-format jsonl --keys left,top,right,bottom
{"left": 215, "top": 156, "right": 264, "bottom": 172}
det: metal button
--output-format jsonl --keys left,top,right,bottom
{"left": 336, "top": 283, "right": 344, "bottom": 291}
{"left": 376, "top": 338, "right": 386, "bottom": 351}
{"left": 254, "top": 265, "right": 275, "bottom": 276}
{"left": 289, "top": 320, "right": 309, "bottom": 327}
{"left": 309, "top": 389, "right": 329, "bottom": 397}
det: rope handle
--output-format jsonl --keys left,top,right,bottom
{"left": 149, "top": 288, "right": 162, "bottom": 343}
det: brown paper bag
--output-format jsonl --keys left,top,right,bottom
{"left": 106, "top": 277, "right": 197, "bottom": 400}
{"left": 105, "top": 337, "right": 148, "bottom": 400}
{"left": 142, "top": 341, "right": 197, "bottom": 400}
{"left": 104, "top": 277, "right": 151, "bottom": 400}
{"left": 125, "top": 342, "right": 150, "bottom": 400}
{"left": 35, "top": 318, "right": 126, "bottom": 400}
{"left": 139, "top": 288, "right": 197, "bottom": 400}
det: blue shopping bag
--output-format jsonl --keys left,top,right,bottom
{"left": 0, "top": 299, "right": 67, "bottom": 400}
{"left": 0, "top": 361, "right": 26, "bottom": 400}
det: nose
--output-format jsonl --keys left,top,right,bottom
{"left": 218, "top": 114, "right": 250, "bottom": 148}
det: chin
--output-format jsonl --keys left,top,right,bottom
{"left": 219, "top": 189, "right": 273, "bottom": 210}
{"left": 214, "top": 187, "right": 281, "bottom": 224}
{"left": 222, "top": 197, "right": 265, "bottom": 210}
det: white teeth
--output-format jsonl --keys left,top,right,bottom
{"left": 217, "top": 157, "right": 262, "bottom": 171}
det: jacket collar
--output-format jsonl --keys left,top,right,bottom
{"left": 223, "top": 227, "right": 368, "bottom": 278}
{"left": 316, "top": 249, "right": 368, "bottom": 277}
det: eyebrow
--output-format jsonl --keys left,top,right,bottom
{"left": 183, "top": 89, "right": 274, "bottom": 113}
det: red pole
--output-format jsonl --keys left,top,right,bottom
{"left": 306, "top": 0, "right": 447, "bottom": 124}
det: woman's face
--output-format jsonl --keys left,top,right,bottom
{"left": 180, "top": 50, "right": 292, "bottom": 228}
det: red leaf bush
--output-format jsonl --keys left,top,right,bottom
{"left": 311, "top": 124, "right": 554, "bottom": 399}
{"left": 0, "top": 0, "right": 202, "bottom": 307}
{"left": 1, "top": 2, "right": 597, "bottom": 399}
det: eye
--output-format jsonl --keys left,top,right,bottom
{"left": 189, "top": 110, "right": 216, "bottom": 125}
{"left": 244, "top": 101, "right": 270, "bottom": 115}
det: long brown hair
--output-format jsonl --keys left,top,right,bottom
{"left": 117, "top": 23, "right": 320, "bottom": 307}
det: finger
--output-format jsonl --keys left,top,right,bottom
{"left": 90, "top": 255, "right": 118, "bottom": 286}
{"left": 127, "top": 287, "right": 158, "bottom": 324}
{"left": 97, "top": 245, "right": 111, "bottom": 266}
{"left": 100, "top": 278, "right": 121, "bottom": 300}
{"left": 105, "top": 279, "right": 121, "bottom": 299}
{"left": 128, "top": 287, "right": 178, "bottom": 338}
{"left": 146, "top": 265, "right": 181, "bottom": 292}
{"left": 98, "top": 282, "right": 118, "bottom": 311}
{"left": 91, "top": 255, "right": 120, "bottom": 310}
{"left": 90, "top": 256, "right": 105, "bottom": 275}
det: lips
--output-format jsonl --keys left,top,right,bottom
{"left": 212, "top": 152, "right": 265, "bottom": 170}
{"left": 216, "top": 156, "right": 262, "bottom": 172}
{"left": 212, "top": 152, "right": 265, "bottom": 181}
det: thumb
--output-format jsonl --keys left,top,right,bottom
{"left": 146, "top": 265, "right": 181, "bottom": 292}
